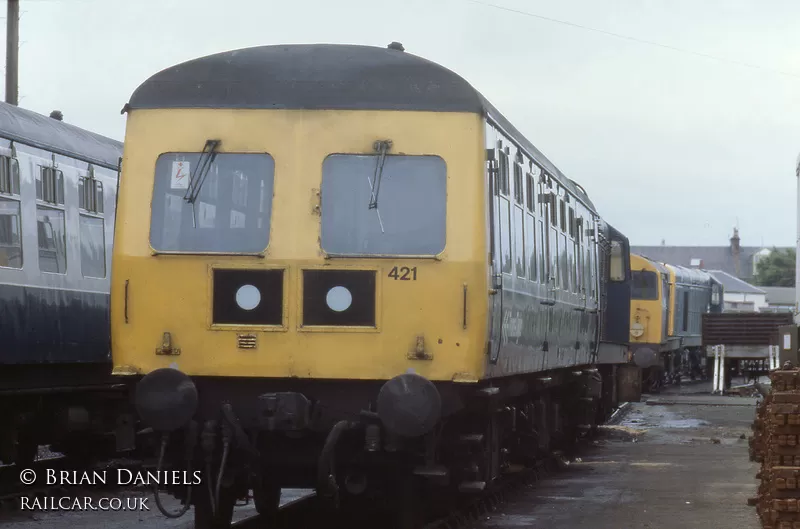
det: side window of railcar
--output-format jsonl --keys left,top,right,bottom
{"left": 499, "top": 150, "right": 512, "bottom": 273}
{"left": 36, "top": 165, "right": 66, "bottom": 273}
{"left": 0, "top": 155, "right": 22, "bottom": 268}
{"left": 543, "top": 180, "right": 558, "bottom": 285}
{"left": 567, "top": 205, "right": 577, "bottom": 293}
{"left": 524, "top": 170, "right": 537, "bottom": 282}
{"left": 150, "top": 153, "right": 274, "bottom": 253}
{"left": 79, "top": 168, "right": 106, "bottom": 278}
{"left": 558, "top": 195, "right": 568, "bottom": 291}
{"left": 584, "top": 221, "right": 593, "bottom": 297}
{"left": 574, "top": 213, "right": 583, "bottom": 295}
{"left": 320, "top": 153, "right": 446, "bottom": 257}
{"left": 512, "top": 159, "right": 525, "bottom": 278}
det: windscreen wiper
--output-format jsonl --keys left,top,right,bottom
{"left": 368, "top": 140, "right": 392, "bottom": 210}
{"left": 184, "top": 139, "right": 221, "bottom": 229}
{"left": 184, "top": 139, "right": 221, "bottom": 205}
{"left": 367, "top": 139, "right": 392, "bottom": 234}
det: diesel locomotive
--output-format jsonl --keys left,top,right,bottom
{"left": 0, "top": 102, "right": 135, "bottom": 465}
{"left": 628, "top": 252, "right": 724, "bottom": 391}
{"left": 111, "top": 43, "right": 634, "bottom": 528}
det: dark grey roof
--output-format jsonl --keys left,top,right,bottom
{"left": 707, "top": 270, "right": 765, "bottom": 294}
{"left": 128, "top": 44, "right": 485, "bottom": 113}
{"left": 0, "top": 102, "right": 122, "bottom": 169}
{"left": 125, "top": 44, "right": 596, "bottom": 212}
{"left": 629, "top": 245, "right": 792, "bottom": 280}
{"left": 761, "top": 286, "right": 795, "bottom": 305}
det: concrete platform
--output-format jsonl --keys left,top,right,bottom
{"left": 468, "top": 396, "right": 760, "bottom": 529}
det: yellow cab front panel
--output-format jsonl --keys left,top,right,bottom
{"left": 111, "top": 109, "right": 489, "bottom": 382}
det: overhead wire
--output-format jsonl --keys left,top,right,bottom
{"left": 464, "top": 0, "right": 800, "bottom": 80}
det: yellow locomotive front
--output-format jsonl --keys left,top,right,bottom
{"left": 112, "top": 43, "right": 493, "bottom": 528}
{"left": 112, "top": 110, "right": 486, "bottom": 382}
{"left": 628, "top": 253, "right": 669, "bottom": 367}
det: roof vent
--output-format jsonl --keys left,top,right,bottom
{"left": 49, "top": 110, "right": 63, "bottom": 121}
{"left": 387, "top": 42, "right": 405, "bottom": 52}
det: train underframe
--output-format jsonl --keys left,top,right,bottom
{"left": 142, "top": 364, "right": 625, "bottom": 529}
{"left": 0, "top": 364, "right": 137, "bottom": 465}
{"left": 640, "top": 347, "right": 709, "bottom": 392}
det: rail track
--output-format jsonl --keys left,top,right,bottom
{"left": 0, "top": 403, "right": 633, "bottom": 526}
{"left": 228, "top": 424, "right": 624, "bottom": 529}
{"left": 225, "top": 456, "right": 567, "bottom": 529}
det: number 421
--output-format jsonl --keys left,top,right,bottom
{"left": 388, "top": 266, "right": 417, "bottom": 281}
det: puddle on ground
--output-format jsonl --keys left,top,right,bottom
{"left": 620, "top": 409, "right": 708, "bottom": 430}
{"left": 661, "top": 418, "right": 709, "bottom": 428}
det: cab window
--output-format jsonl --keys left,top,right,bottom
{"left": 631, "top": 270, "right": 658, "bottom": 300}
{"left": 610, "top": 240, "right": 624, "bottom": 281}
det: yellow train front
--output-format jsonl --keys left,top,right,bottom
{"left": 111, "top": 43, "right": 632, "bottom": 528}
{"left": 628, "top": 253, "right": 724, "bottom": 390}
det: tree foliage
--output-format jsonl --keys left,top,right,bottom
{"left": 753, "top": 247, "right": 796, "bottom": 287}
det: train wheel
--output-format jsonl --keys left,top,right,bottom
{"left": 193, "top": 483, "right": 236, "bottom": 529}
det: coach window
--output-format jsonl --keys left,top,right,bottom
{"left": 574, "top": 215, "right": 583, "bottom": 295}
{"left": 513, "top": 159, "right": 525, "bottom": 278}
{"left": 568, "top": 206, "right": 577, "bottom": 292}
{"left": 524, "top": 171, "right": 537, "bottom": 282}
{"left": 79, "top": 168, "right": 106, "bottom": 278}
{"left": 0, "top": 155, "right": 21, "bottom": 268}
{"left": 36, "top": 165, "right": 66, "bottom": 273}
{"left": 584, "top": 221, "right": 593, "bottom": 297}
{"left": 495, "top": 149, "right": 512, "bottom": 273}
{"left": 556, "top": 194, "right": 566, "bottom": 290}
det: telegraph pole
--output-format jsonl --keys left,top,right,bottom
{"left": 6, "top": 0, "right": 18, "bottom": 105}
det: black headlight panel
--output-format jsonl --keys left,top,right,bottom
{"left": 302, "top": 270, "right": 376, "bottom": 327}
{"left": 212, "top": 269, "right": 284, "bottom": 325}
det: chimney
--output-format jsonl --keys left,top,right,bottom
{"left": 661, "top": 238, "right": 665, "bottom": 246}
{"left": 49, "top": 110, "right": 63, "bottom": 121}
{"left": 730, "top": 227, "right": 741, "bottom": 277}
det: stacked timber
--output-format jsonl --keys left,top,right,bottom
{"left": 754, "top": 364, "right": 800, "bottom": 529}
{"left": 751, "top": 391, "right": 771, "bottom": 463}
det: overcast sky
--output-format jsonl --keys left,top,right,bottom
{"left": 10, "top": 0, "right": 800, "bottom": 248}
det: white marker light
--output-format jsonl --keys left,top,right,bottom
{"left": 326, "top": 286, "right": 352, "bottom": 312}
{"left": 235, "top": 284, "right": 261, "bottom": 311}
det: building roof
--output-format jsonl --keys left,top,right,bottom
{"left": 707, "top": 270, "right": 765, "bottom": 294}
{"left": 630, "top": 245, "right": 792, "bottom": 280}
{"left": 0, "top": 101, "right": 122, "bottom": 169}
{"left": 761, "top": 286, "right": 796, "bottom": 306}
{"left": 124, "top": 43, "right": 598, "bottom": 211}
